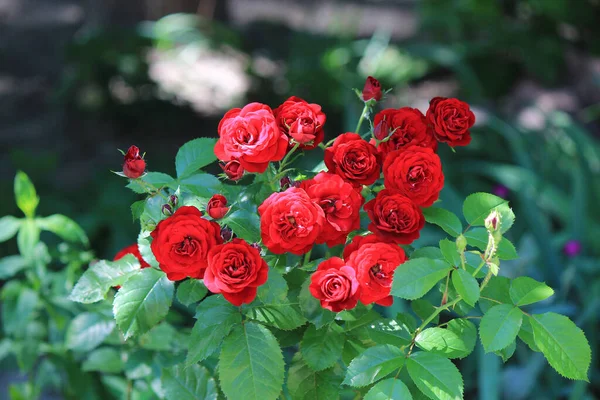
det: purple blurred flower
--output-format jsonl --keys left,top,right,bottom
{"left": 493, "top": 184, "right": 509, "bottom": 199}
{"left": 563, "top": 240, "right": 582, "bottom": 257}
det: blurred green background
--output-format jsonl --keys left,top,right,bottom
{"left": 1, "top": 0, "right": 599, "bottom": 398}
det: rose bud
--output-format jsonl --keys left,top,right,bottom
{"left": 250, "top": 242, "right": 261, "bottom": 251}
{"left": 122, "top": 145, "right": 146, "bottom": 179}
{"left": 221, "top": 225, "right": 233, "bottom": 242}
{"left": 362, "top": 76, "right": 382, "bottom": 102}
{"left": 373, "top": 117, "right": 390, "bottom": 141}
{"left": 161, "top": 203, "right": 173, "bottom": 217}
{"left": 207, "top": 194, "right": 229, "bottom": 220}
{"left": 485, "top": 210, "right": 501, "bottom": 232}
{"left": 220, "top": 160, "right": 244, "bottom": 181}
{"left": 169, "top": 195, "right": 178, "bottom": 207}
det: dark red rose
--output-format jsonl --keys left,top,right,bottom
{"left": 274, "top": 96, "right": 326, "bottom": 149}
{"left": 220, "top": 160, "right": 244, "bottom": 181}
{"left": 364, "top": 189, "right": 425, "bottom": 244}
{"left": 150, "top": 206, "right": 223, "bottom": 281}
{"left": 204, "top": 238, "right": 269, "bottom": 306}
{"left": 214, "top": 103, "right": 289, "bottom": 173}
{"left": 113, "top": 243, "right": 150, "bottom": 289}
{"left": 258, "top": 187, "right": 324, "bottom": 255}
{"left": 207, "top": 194, "right": 229, "bottom": 220}
{"left": 346, "top": 242, "right": 406, "bottom": 306}
{"left": 309, "top": 257, "right": 360, "bottom": 312}
{"left": 342, "top": 234, "right": 392, "bottom": 260}
{"left": 300, "top": 172, "right": 364, "bottom": 247}
{"left": 324, "top": 133, "right": 381, "bottom": 187}
{"left": 362, "top": 76, "right": 382, "bottom": 102}
{"left": 122, "top": 145, "right": 146, "bottom": 178}
{"left": 383, "top": 146, "right": 444, "bottom": 207}
{"left": 374, "top": 108, "right": 437, "bottom": 159}
{"left": 426, "top": 97, "right": 475, "bottom": 147}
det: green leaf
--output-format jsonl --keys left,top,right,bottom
{"left": 176, "top": 279, "right": 208, "bottom": 306}
{"left": 219, "top": 322, "right": 284, "bottom": 400}
{"left": 416, "top": 323, "right": 474, "bottom": 359}
{"left": 245, "top": 302, "right": 306, "bottom": 331}
{"left": 391, "top": 258, "right": 452, "bottom": 300}
{"left": 299, "top": 278, "right": 336, "bottom": 329}
{"left": 410, "top": 247, "right": 443, "bottom": 260}
{"left": 113, "top": 268, "right": 174, "bottom": 339}
{"left": 0, "top": 256, "right": 28, "bottom": 280}
{"left": 343, "top": 345, "right": 405, "bottom": 387}
{"left": 69, "top": 255, "right": 141, "bottom": 304}
{"left": 364, "top": 378, "right": 413, "bottom": 400}
{"left": 479, "top": 304, "right": 523, "bottom": 352}
{"left": 359, "top": 318, "right": 413, "bottom": 348}
{"left": 0, "top": 216, "right": 21, "bottom": 243}
{"left": 451, "top": 269, "right": 480, "bottom": 306}
{"left": 82, "top": 348, "right": 123, "bottom": 373}
{"left": 66, "top": 313, "right": 116, "bottom": 352}
{"left": 180, "top": 173, "right": 223, "bottom": 198}
{"left": 2, "top": 286, "right": 38, "bottom": 336}
{"left": 162, "top": 364, "right": 218, "bottom": 400}
{"left": 37, "top": 214, "right": 89, "bottom": 246}
{"left": 462, "top": 192, "right": 514, "bottom": 232}
{"left": 422, "top": 207, "right": 462, "bottom": 237}
{"left": 186, "top": 295, "right": 241, "bottom": 365}
{"left": 137, "top": 230, "right": 159, "bottom": 268}
{"left": 17, "top": 219, "right": 39, "bottom": 259}
{"left": 509, "top": 277, "right": 554, "bottom": 306}
{"left": 141, "top": 172, "right": 175, "bottom": 187}
{"left": 139, "top": 323, "right": 177, "bottom": 351}
{"left": 464, "top": 228, "right": 518, "bottom": 260}
{"left": 301, "top": 324, "right": 345, "bottom": 371}
{"left": 479, "top": 276, "right": 511, "bottom": 313}
{"left": 287, "top": 353, "right": 342, "bottom": 400}
{"left": 14, "top": 171, "right": 39, "bottom": 218}
{"left": 446, "top": 319, "right": 477, "bottom": 356}
{"left": 258, "top": 268, "right": 288, "bottom": 304}
{"left": 175, "top": 138, "right": 218, "bottom": 178}
{"left": 131, "top": 200, "right": 146, "bottom": 221}
{"left": 406, "top": 352, "right": 463, "bottom": 400}
{"left": 517, "top": 317, "right": 540, "bottom": 352}
{"left": 494, "top": 340, "right": 516, "bottom": 363}
{"left": 220, "top": 209, "right": 260, "bottom": 242}
{"left": 439, "top": 239, "right": 461, "bottom": 267}
{"left": 529, "top": 313, "right": 591, "bottom": 381}
{"left": 412, "top": 300, "right": 439, "bottom": 325}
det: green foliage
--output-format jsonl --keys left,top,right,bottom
{"left": 161, "top": 364, "right": 218, "bottom": 400}
{"left": 422, "top": 207, "right": 462, "bottom": 237}
{"left": 299, "top": 278, "right": 336, "bottom": 328}
{"left": 406, "top": 352, "right": 463, "bottom": 400}
{"left": 364, "top": 378, "right": 413, "bottom": 400}
{"left": 14, "top": 171, "right": 39, "bottom": 218}
{"left": 343, "top": 345, "right": 405, "bottom": 387}
{"left": 175, "top": 138, "right": 218, "bottom": 178}
{"left": 462, "top": 193, "right": 514, "bottom": 233}
{"left": 391, "top": 258, "right": 452, "bottom": 300}
{"left": 415, "top": 321, "right": 475, "bottom": 359}
{"left": 509, "top": 277, "right": 554, "bottom": 306}
{"left": 176, "top": 279, "right": 208, "bottom": 306}
{"left": 37, "top": 214, "right": 89, "bottom": 246}
{"left": 246, "top": 301, "right": 307, "bottom": 331}
{"left": 479, "top": 304, "right": 522, "bottom": 353}
{"left": 451, "top": 269, "right": 480, "bottom": 306}
{"left": 287, "top": 353, "right": 342, "bottom": 400}
{"left": 17, "top": 219, "right": 40, "bottom": 259}
{"left": 219, "top": 322, "right": 285, "bottom": 400}
{"left": 113, "top": 268, "right": 174, "bottom": 339}
{"left": 220, "top": 209, "right": 261, "bottom": 242}
{"left": 82, "top": 348, "right": 124, "bottom": 374}
{"left": 0, "top": 216, "right": 21, "bottom": 243}
{"left": 301, "top": 324, "right": 345, "bottom": 371}
{"left": 66, "top": 313, "right": 116, "bottom": 352}
{"left": 0, "top": 256, "right": 28, "bottom": 279}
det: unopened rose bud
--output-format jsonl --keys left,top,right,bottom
{"left": 250, "top": 242, "right": 261, "bottom": 251}
{"left": 456, "top": 234, "right": 467, "bottom": 253}
{"left": 169, "top": 195, "right": 178, "bottom": 207}
{"left": 162, "top": 203, "right": 173, "bottom": 217}
{"left": 362, "top": 76, "right": 382, "bottom": 103}
{"left": 122, "top": 145, "right": 146, "bottom": 179}
{"left": 485, "top": 210, "right": 501, "bottom": 232}
{"left": 373, "top": 118, "right": 390, "bottom": 140}
{"left": 220, "top": 160, "right": 244, "bottom": 181}
{"left": 207, "top": 194, "right": 229, "bottom": 219}
{"left": 280, "top": 176, "right": 298, "bottom": 190}
{"left": 220, "top": 225, "right": 233, "bottom": 242}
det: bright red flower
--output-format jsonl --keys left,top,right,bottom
{"left": 362, "top": 76, "right": 382, "bottom": 102}
{"left": 342, "top": 234, "right": 392, "bottom": 260}
{"left": 150, "top": 206, "right": 223, "bottom": 281}
{"left": 122, "top": 145, "right": 146, "bottom": 178}
{"left": 300, "top": 172, "right": 364, "bottom": 247}
{"left": 346, "top": 242, "right": 406, "bottom": 306}
{"left": 214, "top": 103, "right": 288, "bottom": 173}
{"left": 383, "top": 146, "right": 444, "bottom": 207}
{"left": 309, "top": 257, "right": 360, "bottom": 312}
{"left": 274, "top": 96, "right": 326, "bottom": 149}
{"left": 374, "top": 108, "right": 437, "bottom": 159}
{"left": 204, "top": 239, "right": 269, "bottom": 306}
{"left": 207, "top": 194, "right": 229, "bottom": 220}
{"left": 258, "top": 187, "right": 325, "bottom": 255}
{"left": 426, "top": 97, "right": 475, "bottom": 147}
{"left": 324, "top": 133, "right": 381, "bottom": 187}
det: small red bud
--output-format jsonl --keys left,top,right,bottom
{"left": 161, "top": 204, "right": 173, "bottom": 217}
{"left": 169, "top": 195, "right": 178, "bottom": 207}
{"left": 373, "top": 117, "right": 390, "bottom": 140}
{"left": 207, "top": 194, "right": 229, "bottom": 220}
{"left": 220, "top": 160, "right": 244, "bottom": 181}
{"left": 362, "top": 76, "right": 382, "bottom": 102}
{"left": 220, "top": 225, "right": 233, "bottom": 242}
{"left": 122, "top": 145, "right": 146, "bottom": 179}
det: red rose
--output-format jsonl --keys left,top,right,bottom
{"left": 122, "top": 145, "right": 146, "bottom": 178}
{"left": 309, "top": 257, "right": 360, "bottom": 312}
{"left": 362, "top": 76, "right": 382, "bottom": 102}
{"left": 258, "top": 187, "right": 325, "bottom": 255}
{"left": 383, "top": 146, "right": 444, "bottom": 207}
{"left": 113, "top": 243, "right": 151, "bottom": 268}
{"left": 342, "top": 234, "right": 391, "bottom": 260}
{"left": 150, "top": 206, "right": 223, "bottom": 281}
{"left": 220, "top": 160, "right": 244, "bottom": 181}
{"left": 426, "top": 97, "right": 475, "bottom": 147}
{"left": 207, "top": 194, "right": 229, "bottom": 220}
{"left": 204, "top": 238, "right": 269, "bottom": 306}
{"left": 374, "top": 108, "right": 437, "bottom": 159}
{"left": 364, "top": 189, "right": 425, "bottom": 244}
{"left": 300, "top": 172, "right": 364, "bottom": 247}
{"left": 346, "top": 242, "right": 406, "bottom": 306}
{"left": 214, "top": 103, "right": 289, "bottom": 173}
{"left": 324, "top": 133, "right": 381, "bottom": 187}
{"left": 274, "top": 96, "right": 326, "bottom": 149}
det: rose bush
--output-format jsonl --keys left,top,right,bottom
{"left": 2, "top": 77, "right": 590, "bottom": 400}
